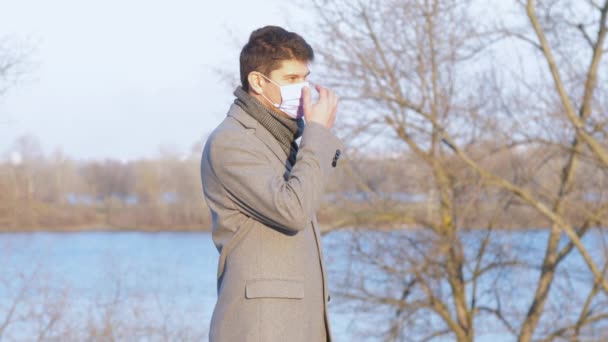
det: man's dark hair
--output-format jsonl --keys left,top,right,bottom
{"left": 240, "top": 26, "right": 314, "bottom": 91}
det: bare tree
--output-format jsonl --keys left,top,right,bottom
{"left": 0, "top": 35, "right": 32, "bottom": 104}
{"left": 306, "top": 0, "right": 608, "bottom": 340}
{"left": 514, "top": 1, "right": 608, "bottom": 340}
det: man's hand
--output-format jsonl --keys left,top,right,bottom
{"left": 302, "top": 84, "right": 338, "bottom": 129}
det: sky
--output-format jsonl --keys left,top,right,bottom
{"left": 1, "top": 1, "right": 594, "bottom": 162}
{"left": 0, "top": 0, "right": 310, "bottom": 161}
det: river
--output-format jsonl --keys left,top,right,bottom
{"left": 0, "top": 229, "right": 606, "bottom": 341}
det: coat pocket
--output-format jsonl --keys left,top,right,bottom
{"left": 245, "top": 278, "right": 304, "bottom": 299}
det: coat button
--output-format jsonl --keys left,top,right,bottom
{"left": 327, "top": 294, "right": 331, "bottom": 303}
{"left": 332, "top": 149, "right": 341, "bottom": 168}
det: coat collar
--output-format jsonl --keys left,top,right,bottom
{"left": 227, "top": 103, "right": 293, "bottom": 170}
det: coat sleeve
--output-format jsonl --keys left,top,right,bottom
{"left": 208, "top": 121, "right": 344, "bottom": 233}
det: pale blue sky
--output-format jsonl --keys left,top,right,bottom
{"left": 0, "top": 0, "right": 310, "bottom": 160}
{"left": 1, "top": 1, "right": 594, "bottom": 161}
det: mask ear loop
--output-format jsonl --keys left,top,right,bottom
{"left": 261, "top": 93, "right": 280, "bottom": 108}
{"left": 257, "top": 72, "right": 281, "bottom": 108}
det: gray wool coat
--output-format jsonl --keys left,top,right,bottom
{"left": 200, "top": 102, "right": 344, "bottom": 342}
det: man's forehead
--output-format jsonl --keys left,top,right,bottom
{"left": 272, "top": 60, "right": 310, "bottom": 76}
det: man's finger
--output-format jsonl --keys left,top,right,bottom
{"left": 331, "top": 93, "right": 338, "bottom": 125}
{"left": 317, "top": 85, "right": 328, "bottom": 103}
{"left": 332, "top": 96, "right": 339, "bottom": 114}
{"left": 331, "top": 98, "right": 338, "bottom": 117}
{"left": 315, "top": 84, "right": 323, "bottom": 94}
{"left": 302, "top": 85, "right": 311, "bottom": 115}
{"left": 330, "top": 91, "right": 338, "bottom": 108}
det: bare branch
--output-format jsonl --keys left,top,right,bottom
{"left": 577, "top": 23, "right": 595, "bottom": 48}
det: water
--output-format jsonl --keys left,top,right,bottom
{"left": 0, "top": 231, "right": 216, "bottom": 341}
{"left": 0, "top": 229, "right": 606, "bottom": 341}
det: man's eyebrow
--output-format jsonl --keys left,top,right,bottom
{"left": 283, "top": 71, "right": 311, "bottom": 78}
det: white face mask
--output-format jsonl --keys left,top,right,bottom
{"left": 258, "top": 73, "right": 309, "bottom": 119}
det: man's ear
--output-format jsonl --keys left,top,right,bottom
{"left": 247, "top": 72, "right": 264, "bottom": 94}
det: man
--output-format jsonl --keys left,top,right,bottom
{"left": 200, "top": 25, "right": 343, "bottom": 342}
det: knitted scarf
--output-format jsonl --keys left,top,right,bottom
{"left": 233, "top": 86, "right": 304, "bottom": 166}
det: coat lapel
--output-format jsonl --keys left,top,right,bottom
{"left": 228, "top": 104, "right": 294, "bottom": 169}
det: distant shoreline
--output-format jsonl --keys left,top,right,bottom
{"left": 0, "top": 225, "right": 212, "bottom": 233}
{"left": 5, "top": 225, "right": 605, "bottom": 234}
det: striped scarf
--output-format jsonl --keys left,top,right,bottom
{"left": 233, "top": 86, "right": 304, "bottom": 167}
